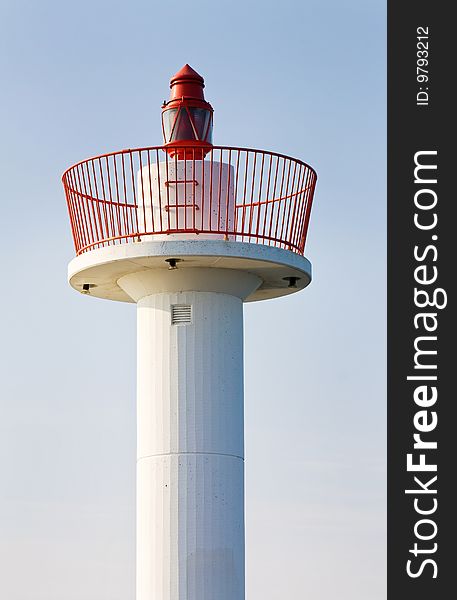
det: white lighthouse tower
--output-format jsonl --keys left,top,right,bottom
{"left": 63, "top": 64, "right": 317, "bottom": 600}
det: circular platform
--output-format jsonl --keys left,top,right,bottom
{"left": 68, "top": 240, "right": 312, "bottom": 303}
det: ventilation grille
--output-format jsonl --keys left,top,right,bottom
{"left": 171, "top": 304, "right": 192, "bottom": 325}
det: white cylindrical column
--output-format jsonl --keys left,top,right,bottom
{"left": 136, "top": 291, "right": 245, "bottom": 600}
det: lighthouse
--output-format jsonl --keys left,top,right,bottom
{"left": 62, "top": 65, "right": 317, "bottom": 600}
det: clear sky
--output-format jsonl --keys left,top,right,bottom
{"left": 0, "top": 1, "right": 386, "bottom": 598}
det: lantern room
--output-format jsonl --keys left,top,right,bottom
{"left": 161, "top": 64, "right": 213, "bottom": 158}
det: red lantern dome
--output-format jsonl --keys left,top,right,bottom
{"left": 161, "top": 64, "right": 213, "bottom": 159}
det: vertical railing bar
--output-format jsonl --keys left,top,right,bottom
{"left": 147, "top": 150, "right": 155, "bottom": 234}
{"left": 277, "top": 158, "right": 291, "bottom": 248}
{"left": 129, "top": 151, "right": 139, "bottom": 237}
{"left": 301, "top": 172, "right": 316, "bottom": 253}
{"left": 273, "top": 157, "right": 287, "bottom": 246}
{"left": 233, "top": 150, "right": 241, "bottom": 236}
{"left": 112, "top": 155, "right": 123, "bottom": 241}
{"left": 84, "top": 162, "right": 101, "bottom": 249}
{"left": 209, "top": 147, "right": 214, "bottom": 232}
{"left": 247, "top": 151, "right": 257, "bottom": 242}
{"left": 79, "top": 162, "right": 99, "bottom": 246}
{"left": 65, "top": 171, "right": 82, "bottom": 254}
{"left": 155, "top": 148, "right": 163, "bottom": 233}
{"left": 255, "top": 151, "right": 265, "bottom": 243}
{"left": 120, "top": 153, "right": 128, "bottom": 236}
{"left": 297, "top": 171, "right": 311, "bottom": 253}
{"left": 184, "top": 148, "right": 187, "bottom": 231}
{"left": 79, "top": 164, "right": 96, "bottom": 247}
{"left": 73, "top": 166, "right": 88, "bottom": 252}
{"left": 97, "top": 157, "right": 111, "bottom": 246}
{"left": 105, "top": 155, "right": 117, "bottom": 243}
{"left": 282, "top": 159, "right": 297, "bottom": 249}
{"left": 71, "top": 168, "right": 89, "bottom": 251}
{"left": 90, "top": 159, "right": 105, "bottom": 245}
{"left": 295, "top": 168, "right": 311, "bottom": 253}
{"left": 225, "top": 149, "right": 232, "bottom": 238}
{"left": 70, "top": 169, "right": 88, "bottom": 252}
{"left": 201, "top": 147, "right": 206, "bottom": 232}
{"left": 268, "top": 154, "right": 280, "bottom": 243}
{"left": 289, "top": 165, "right": 306, "bottom": 250}
{"left": 79, "top": 163, "right": 93, "bottom": 247}
{"left": 138, "top": 150, "right": 147, "bottom": 236}
{"left": 217, "top": 147, "right": 223, "bottom": 234}
{"left": 165, "top": 152, "right": 171, "bottom": 232}
{"left": 174, "top": 151, "right": 179, "bottom": 231}
{"left": 75, "top": 164, "right": 94, "bottom": 248}
{"left": 192, "top": 148, "right": 196, "bottom": 231}
{"left": 98, "top": 157, "right": 111, "bottom": 244}
{"left": 296, "top": 165, "right": 310, "bottom": 250}
{"left": 261, "top": 153, "right": 273, "bottom": 243}
{"left": 240, "top": 151, "right": 249, "bottom": 241}
{"left": 105, "top": 157, "right": 115, "bottom": 243}
{"left": 63, "top": 174, "right": 78, "bottom": 253}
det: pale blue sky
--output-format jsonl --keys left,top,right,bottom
{"left": 0, "top": 1, "right": 386, "bottom": 598}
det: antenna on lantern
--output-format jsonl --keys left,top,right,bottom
{"left": 161, "top": 64, "right": 213, "bottom": 159}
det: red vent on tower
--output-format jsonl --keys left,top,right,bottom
{"left": 162, "top": 65, "right": 213, "bottom": 159}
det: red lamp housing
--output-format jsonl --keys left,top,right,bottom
{"left": 161, "top": 64, "right": 213, "bottom": 159}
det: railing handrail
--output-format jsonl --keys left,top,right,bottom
{"left": 62, "top": 145, "right": 318, "bottom": 181}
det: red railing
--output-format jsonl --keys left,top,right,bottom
{"left": 62, "top": 146, "right": 317, "bottom": 256}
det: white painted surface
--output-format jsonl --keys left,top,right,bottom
{"left": 117, "top": 268, "right": 261, "bottom": 303}
{"left": 68, "top": 239, "right": 312, "bottom": 303}
{"left": 136, "top": 291, "right": 244, "bottom": 600}
{"left": 137, "top": 161, "right": 234, "bottom": 241}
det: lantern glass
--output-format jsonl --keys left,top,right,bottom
{"left": 163, "top": 106, "right": 213, "bottom": 146}
{"left": 163, "top": 108, "right": 178, "bottom": 143}
{"left": 188, "top": 108, "right": 212, "bottom": 142}
{"left": 170, "top": 108, "right": 195, "bottom": 141}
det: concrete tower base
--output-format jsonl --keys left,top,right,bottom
{"left": 116, "top": 268, "right": 261, "bottom": 600}
{"left": 135, "top": 291, "right": 245, "bottom": 600}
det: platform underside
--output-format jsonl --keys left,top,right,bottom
{"left": 68, "top": 240, "right": 312, "bottom": 303}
